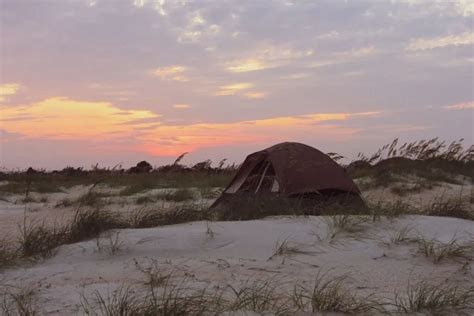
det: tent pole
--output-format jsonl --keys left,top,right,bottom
{"left": 255, "top": 162, "right": 270, "bottom": 193}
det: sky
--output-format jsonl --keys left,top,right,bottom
{"left": 0, "top": 0, "right": 473, "bottom": 170}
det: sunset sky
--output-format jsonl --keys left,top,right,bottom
{"left": 0, "top": 0, "right": 473, "bottom": 169}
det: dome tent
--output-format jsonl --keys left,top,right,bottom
{"left": 211, "top": 142, "right": 366, "bottom": 218}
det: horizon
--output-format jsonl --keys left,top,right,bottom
{"left": 1, "top": 0, "right": 473, "bottom": 169}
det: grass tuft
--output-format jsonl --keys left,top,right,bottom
{"left": 390, "top": 225, "right": 417, "bottom": 244}
{"left": 322, "top": 215, "right": 371, "bottom": 242}
{"left": 0, "top": 238, "right": 19, "bottom": 270}
{"left": 423, "top": 194, "right": 473, "bottom": 220}
{"left": 18, "top": 221, "right": 65, "bottom": 259}
{"left": 229, "top": 278, "right": 290, "bottom": 314}
{"left": 0, "top": 284, "right": 37, "bottom": 316}
{"left": 96, "top": 232, "right": 124, "bottom": 256}
{"left": 395, "top": 281, "right": 474, "bottom": 313}
{"left": 417, "top": 237, "right": 473, "bottom": 263}
{"left": 293, "top": 271, "right": 382, "bottom": 313}
{"left": 268, "top": 238, "right": 315, "bottom": 260}
{"left": 129, "top": 205, "right": 209, "bottom": 229}
{"left": 67, "top": 208, "right": 124, "bottom": 244}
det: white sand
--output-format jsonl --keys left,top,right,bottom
{"left": 1, "top": 215, "right": 473, "bottom": 314}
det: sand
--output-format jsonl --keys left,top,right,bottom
{"left": 1, "top": 215, "right": 473, "bottom": 314}
{"left": 0, "top": 181, "right": 473, "bottom": 314}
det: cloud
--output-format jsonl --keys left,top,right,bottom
{"left": 136, "top": 110, "right": 381, "bottom": 156}
{"left": 443, "top": 101, "right": 474, "bottom": 110}
{"left": 0, "top": 95, "right": 381, "bottom": 157}
{"left": 132, "top": 0, "right": 168, "bottom": 15}
{"left": 173, "top": 104, "right": 191, "bottom": 109}
{"left": 338, "top": 46, "right": 377, "bottom": 58}
{"left": 456, "top": 0, "right": 474, "bottom": 16}
{"left": 177, "top": 11, "right": 220, "bottom": 43}
{"left": 399, "top": 0, "right": 474, "bottom": 17}
{"left": 152, "top": 65, "right": 188, "bottom": 81}
{"left": 226, "top": 59, "right": 271, "bottom": 73}
{"left": 407, "top": 32, "right": 474, "bottom": 51}
{"left": 280, "top": 73, "right": 309, "bottom": 80}
{"left": 0, "top": 97, "right": 159, "bottom": 140}
{"left": 0, "top": 83, "right": 21, "bottom": 102}
{"left": 225, "top": 45, "right": 314, "bottom": 73}
{"left": 308, "top": 46, "right": 377, "bottom": 68}
{"left": 243, "top": 92, "right": 266, "bottom": 99}
{"left": 308, "top": 60, "right": 342, "bottom": 68}
{"left": 215, "top": 82, "right": 254, "bottom": 96}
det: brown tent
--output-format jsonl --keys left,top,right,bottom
{"left": 211, "top": 142, "right": 365, "bottom": 215}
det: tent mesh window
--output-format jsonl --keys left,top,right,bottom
{"left": 239, "top": 161, "right": 277, "bottom": 193}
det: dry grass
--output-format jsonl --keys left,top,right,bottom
{"left": 303, "top": 272, "right": 382, "bottom": 313}
{"left": 96, "top": 232, "right": 124, "bottom": 256}
{"left": 423, "top": 193, "right": 473, "bottom": 220}
{"left": 417, "top": 237, "right": 473, "bottom": 263}
{"left": 129, "top": 204, "right": 209, "bottom": 229}
{"left": 355, "top": 138, "right": 473, "bottom": 165}
{"left": 320, "top": 215, "right": 371, "bottom": 243}
{"left": 81, "top": 286, "right": 141, "bottom": 316}
{"left": 1, "top": 205, "right": 126, "bottom": 268}
{"left": 82, "top": 278, "right": 224, "bottom": 315}
{"left": 0, "top": 238, "right": 19, "bottom": 270}
{"left": 394, "top": 280, "right": 474, "bottom": 313}
{"left": 0, "top": 283, "right": 37, "bottom": 316}
{"left": 155, "top": 188, "right": 195, "bottom": 202}
{"left": 66, "top": 208, "right": 124, "bottom": 244}
{"left": 390, "top": 180, "right": 437, "bottom": 197}
{"left": 119, "top": 178, "right": 158, "bottom": 196}
{"left": 390, "top": 224, "right": 417, "bottom": 244}
{"left": 229, "top": 278, "right": 290, "bottom": 314}
{"left": 268, "top": 238, "right": 316, "bottom": 260}
{"left": 76, "top": 270, "right": 474, "bottom": 315}
{"left": 134, "top": 259, "right": 171, "bottom": 288}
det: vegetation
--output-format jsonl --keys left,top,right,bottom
{"left": 80, "top": 270, "right": 383, "bottom": 315}
{"left": 394, "top": 281, "right": 474, "bottom": 313}
{"left": 268, "top": 238, "right": 316, "bottom": 261}
{"left": 302, "top": 272, "right": 381, "bottom": 313}
{"left": 416, "top": 237, "right": 473, "bottom": 263}
{"left": 3, "top": 271, "right": 472, "bottom": 315}
{"left": 95, "top": 232, "right": 124, "bottom": 256}
{"left": 155, "top": 188, "right": 195, "bottom": 202}
{"left": 348, "top": 138, "right": 473, "bottom": 196}
{"left": 0, "top": 283, "right": 37, "bottom": 316}
{"left": 77, "top": 269, "right": 474, "bottom": 315}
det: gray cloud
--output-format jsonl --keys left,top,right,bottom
{"left": 0, "top": 0, "right": 472, "bottom": 168}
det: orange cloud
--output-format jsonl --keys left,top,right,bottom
{"left": 243, "top": 92, "right": 266, "bottom": 99}
{"left": 1, "top": 96, "right": 381, "bottom": 157}
{"left": 0, "top": 97, "right": 159, "bottom": 140}
{"left": 226, "top": 59, "right": 272, "bottom": 73}
{"left": 215, "top": 83, "right": 254, "bottom": 96}
{"left": 225, "top": 45, "right": 314, "bottom": 73}
{"left": 173, "top": 104, "right": 191, "bottom": 109}
{"left": 135, "top": 111, "right": 380, "bottom": 156}
{"left": 152, "top": 65, "right": 189, "bottom": 81}
{"left": 0, "top": 83, "right": 20, "bottom": 102}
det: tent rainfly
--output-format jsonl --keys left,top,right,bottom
{"left": 211, "top": 142, "right": 365, "bottom": 211}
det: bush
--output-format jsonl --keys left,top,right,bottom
{"left": 18, "top": 221, "right": 66, "bottom": 259}
{"left": 67, "top": 208, "right": 124, "bottom": 243}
